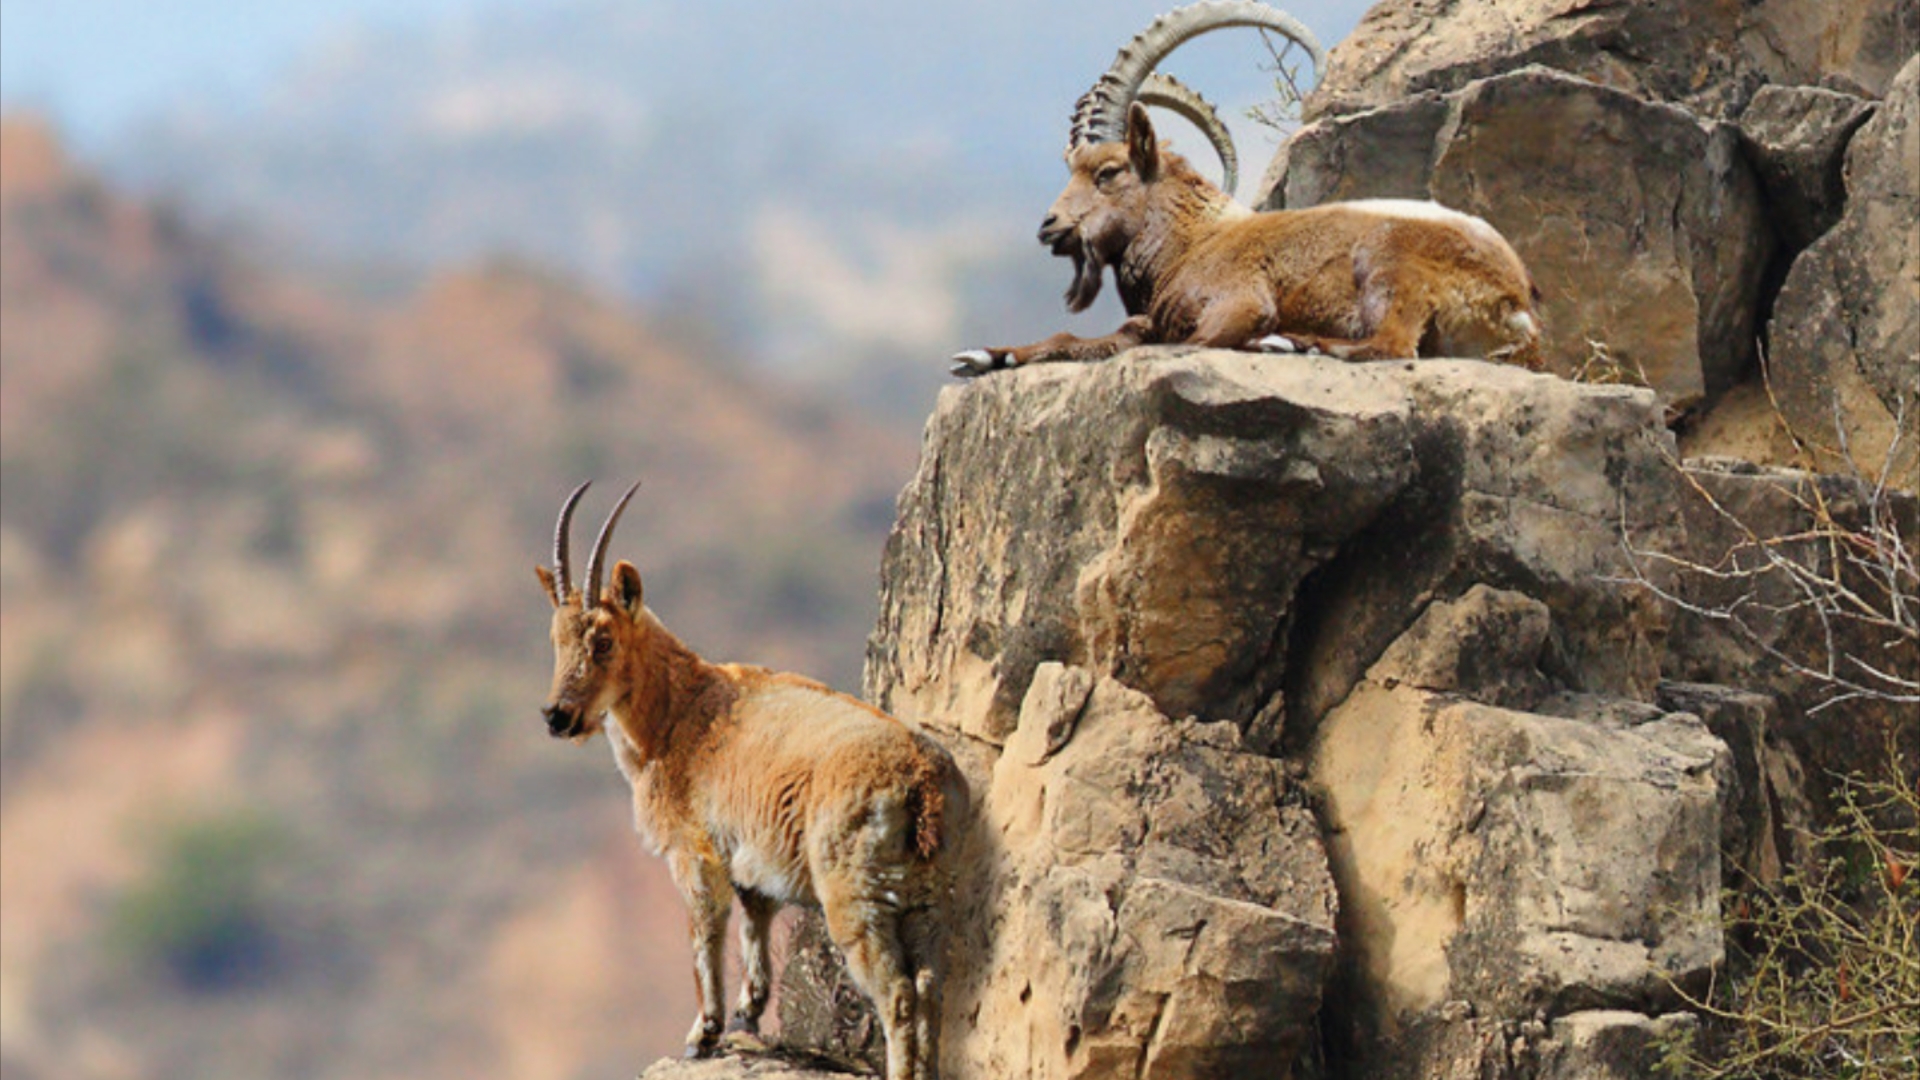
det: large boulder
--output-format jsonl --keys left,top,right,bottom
{"left": 869, "top": 350, "right": 1682, "bottom": 758}
{"left": 1763, "top": 55, "right": 1920, "bottom": 478}
{"left": 782, "top": 673, "right": 1340, "bottom": 1079}
{"left": 1735, "top": 84, "right": 1878, "bottom": 251}
{"left": 867, "top": 349, "right": 1414, "bottom": 748}
{"left": 1277, "top": 353, "right": 1685, "bottom": 735}
{"left": 1307, "top": 0, "right": 1918, "bottom": 123}
{"left": 957, "top": 676, "right": 1336, "bottom": 1078}
{"left": 1264, "top": 66, "right": 1774, "bottom": 412}
{"left": 1311, "top": 606, "right": 1728, "bottom": 1078}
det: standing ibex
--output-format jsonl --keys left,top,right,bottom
{"left": 954, "top": 0, "right": 1542, "bottom": 375}
{"left": 534, "top": 481, "right": 967, "bottom": 1080}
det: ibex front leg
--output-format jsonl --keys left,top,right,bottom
{"left": 728, "top": 887, "right": 779, "bottom": 1037}
{"left": 670, "top": 850, "right": 731, "bottom": 1058}
{"left": 951, "top": 316, "right": 1152, "bottom": 376}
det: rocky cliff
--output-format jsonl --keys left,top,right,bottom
{"left": 655, "top": 2, "right": 1915, "bottom": 1078}
{"left": 765, "top": 352, "right": 1733, "bottom": 1080}
{"left": 732, "top": 364, "right": 1906, "bottom": 1080}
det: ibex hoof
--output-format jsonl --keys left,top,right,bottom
{"left": 950, "top": 349, "right": 1005, "bottom": 378}
{"left": 725, "top": 1011, "right": 761, "bottom": 1036}
{"left": 684, "top": 1016, "right": 723, "bottom": 1058}
{"left": 1254, "top": 334, "right": 1301, "bottom": 354}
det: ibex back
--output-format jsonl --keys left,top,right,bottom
{"left": 534, "top": 481, "right": 966, "bottom": 1080}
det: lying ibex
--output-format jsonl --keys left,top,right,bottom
{"left": 954, "top": 0, "right": 1542, "bottom": 375}
{"left": 534, "top": 481, "right": 967, "bottom": 1080}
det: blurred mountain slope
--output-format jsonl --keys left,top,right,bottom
{"left": 0, "top": 115, "right": 913, "bottom": 1080}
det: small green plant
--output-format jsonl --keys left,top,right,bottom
{"left": 110, "top": 809, "right": 297, "bottom": 992}
{"left": 1658, "top": 753, "right": 1917, "bottom": 1079}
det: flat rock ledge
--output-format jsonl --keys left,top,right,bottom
{"left": 638, "top": 1049, "right": 861, "bottom": 1080}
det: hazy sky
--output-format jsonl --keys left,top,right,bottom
{"left": 0, "top": 0, "right": 544, "bottom": 142}
{"left": 2, "top": 1, "right": 1371, "bottom": 149}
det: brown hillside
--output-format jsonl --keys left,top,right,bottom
{"left": 0, "top": 118, "right": 914, "bottom": 1080}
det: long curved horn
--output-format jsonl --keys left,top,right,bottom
{"left": 582, "top": 480, "right": 642, "bottom": 610}
{"left": 553, "top": 480, "right": 591, "bottom": 604}
{"left": 1068, "top": 1, "right": 1326, "bottom": 152}
{"left": 1137, "top": 73, "right": 1239, "bottom": 196}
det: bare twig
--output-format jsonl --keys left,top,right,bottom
{"left": 1246, "top": 29, "right": 1310, "bottom": 135}
{"left": 1611, "top": 390, "right": 1917, "bottom": 711}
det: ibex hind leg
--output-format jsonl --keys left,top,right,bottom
{"left": 1290, "top": 290, "right": 1429, "bottom": 360}
{"left": 823, "top": 896, "right": 919, "bottom": 1080}
{"left": 1186, "top": 290, "right": 1277, "bottom": 351}
{"left": 902, "top": 905, "right": 947, "bottom": 1080}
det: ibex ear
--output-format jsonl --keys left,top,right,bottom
{"left": 1126, "top": 102, "right": 1159, "bottom": 182}
{"left": 611, "top": 560, "right": 645, "bottom": 618}
{"left": 535, "top": 565, "right": 561, "bottom": 608}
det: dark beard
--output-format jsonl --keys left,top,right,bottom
{"left": 1063, "top": 245, "right": 1105, "bottom": 313}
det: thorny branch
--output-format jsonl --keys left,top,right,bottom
{"left": 1658, "top": 752, "right": 1918, "bottom": 1079}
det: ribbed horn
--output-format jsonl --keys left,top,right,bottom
{"left": 1068, "top": 1, "right": 1326, "bottom": 152}
{"left": 553, "top": 480, "right": 591, "bottom": 605}
{"left": 582, "top": 480, "right": 642, "bottom": 610}
{"left": 1136, "top": 73, "right": 1239, "bottom": 196}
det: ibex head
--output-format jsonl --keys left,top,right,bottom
{"left": 1044, "top": 1, "right": 1326, "bottom": 312}
{"left": 535, "top": 480, "right": 644, "bottom": 742}
{"left": 1045, "top": 103, "right": 1166, "bottom": 313}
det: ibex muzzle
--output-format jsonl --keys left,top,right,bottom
{"left": 541, "top": 703, "right": 579, "bottom": 739}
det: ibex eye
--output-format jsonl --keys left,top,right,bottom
{"left": 591, "top": 636, "right": 612, "bottom": 660}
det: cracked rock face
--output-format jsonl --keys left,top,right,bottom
{"left": 868, "top": 351, "right": 1681, "bottom": 755}
{"left": 1764, "top": 55, "right": 1920, "bottom": 479}
{"left": 1661, "top": 459, "right": 1920, "bottom": 815}
{"left": 865, "top": 350, "right": 1419, "bottom": 748}
{"left": 1311, "top": 630, "right": 1727, "bottom": 1077}
{"left": 963, "top": 676, "right": 1337, "bottom": 1079}
{"left": 783, "top": 672, "right": 1339, "bottom": 1079}
{"left": 1305, "top": 0, "right": 1918, "bottom": 123}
